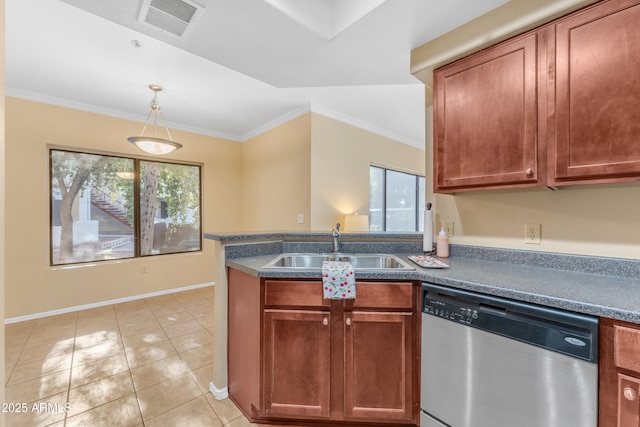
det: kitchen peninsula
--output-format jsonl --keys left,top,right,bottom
{"left": 205, "top": 231, "right": 640, "bottom": 426}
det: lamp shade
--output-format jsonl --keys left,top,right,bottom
{"left": 127, "top": 136, "right": 182, "bottom": 155}
{"left": 116, "top": 171, "right": 136, "bottom": 179}
{"left": 128, "top": 85, "right": 183, "bottom": 155}
{"left": 344, "top": 214, "right": 369, "bottom": 232}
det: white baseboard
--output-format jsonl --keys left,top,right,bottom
{"left": 209, "top": 382, "right": 229, "bottom": 400}
{"left": 4, "top": 282, "right": 215, "bottom": 324}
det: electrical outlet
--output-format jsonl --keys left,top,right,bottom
{"left": 297, "top": 213, "right": 304, "bottom": 224}
{"left": 141, "top": 264, "right": 147, "bottom": 274}
{"left": 525, "top": 223, "right": 541, "bottom": 244}
{"left": 443, "top": 220, "right": 454, "bottom": 237}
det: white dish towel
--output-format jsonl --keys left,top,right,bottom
{"left": 322, "top": 261, "right": 356, "bottom": 300}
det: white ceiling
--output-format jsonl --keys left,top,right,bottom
{"left": 5, "top": 0, "right": 510, "bottom": 148}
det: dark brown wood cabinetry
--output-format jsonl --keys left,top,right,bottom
{"left": 434, "top": 31, "right": 548, "bottom": 193}
{"left": 263, "top": 309, "right": 331, "bottom": 418}
{"left": 433, "top": 0, "right": 640, "bottom": 193}
{"left": 261, "top": 279, "right": 332, "bottom": 420}
{"left": 227, "top": 268, "right": 419, "bottom": 426}
{"left": 552, "top": 0, "right": 640, "bottom": 185}
{"left": 343, "top": 282, "right": 415, "bottom": 423}
{"left": 599, "top": 318, "right": 640, "bottom": 427}
{"left": 343, "top": 311, "right": 413, "bottom": 421}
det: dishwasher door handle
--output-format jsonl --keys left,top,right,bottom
{"left": 479, "top": 303, "right": 507, "bottom": 316}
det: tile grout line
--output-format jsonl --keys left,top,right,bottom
{"left": 4, "top": 320, "right": 36, "bottom": 388}
{"left": 114, "top": 301, "right": 148, "bottom": 426}
{"left": 62, "top": 310, "right": 80, "bottom": 426}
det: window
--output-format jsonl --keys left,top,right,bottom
{"left": 369, "top": 166, "right": 425, "bottom": 232}
{"left": 50, "top": 149, "right": 201, "bottom": 265}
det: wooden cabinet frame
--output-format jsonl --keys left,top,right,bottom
{"left": 552, "top": 0, "right": 640, "bottom": 185}
{"left": 227, "top": 269, "right": 420, "bottom": 426}
{"left": 433, "top": 0, "right": 640, "bottom": 193}
{"left": 599, "top": 317, "right": 640, "bottom": 427}
{"left": 433, "top": 29, "right": 550, "bottom": 193}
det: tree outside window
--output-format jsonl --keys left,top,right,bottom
{"left": 50, "top": 149, "right": 201, "bottom": 266}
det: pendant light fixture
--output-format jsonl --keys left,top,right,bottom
{"left": 128, "top": 85, "right": 183, "bottom": 155}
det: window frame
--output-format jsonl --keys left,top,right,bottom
{"left": 370, "top": 165, "right": 425, "bottom": 232}
{"left": 49, "top": 147, "right": 203, "bottom": 266}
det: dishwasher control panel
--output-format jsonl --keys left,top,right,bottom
{"left": 422, "top": 282, "right": 599, "bottom": 363}
{"left": 423, "top": 293, "right": 479, "bottom": 325}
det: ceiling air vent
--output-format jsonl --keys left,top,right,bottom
{"left": 138, "top": 0, "right": 205, "bottom": 38}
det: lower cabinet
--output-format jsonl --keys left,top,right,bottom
{"left": 227, "top": 268, "right": 419, "bottom": 426}
{"left": 344, "top": 311, "right": 414, "bottom": 422}
{"left": 599, "top": 318, "right": 640, "bottom": 427}
{"left": 263, "top": 309, "right": 331, "bottom": 418}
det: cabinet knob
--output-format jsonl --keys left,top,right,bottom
{"left": 623, "top": 387, "right": 638, "bottom": 401}
{"left": 525, "top": 168, "right": 534, "bottom": 177}
{"left": 345, "top": 318, "right": 352, "bottom": 326}
{"left": 322, "top": 317, "right": 328, "bottom": 326}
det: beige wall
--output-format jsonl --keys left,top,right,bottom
{"left": 425, "top": 107, "right": 640, "bottom": 260}
{"left": 240, "top": 112, "right": 426, "bottom": 232}
{"left": 4, "top": 98, "right": 243, "bottom": 318}
{"left": 242, "top": 114, "right": 311, "bottom": 231}
{"left": 1, "top": 0, "right": 6, "bottom": 416}
{"left": 3, "top": 100, "right": 423, "bottom": 319}
{"left": 310, "top": 113, "right": 426, "bottom": 230}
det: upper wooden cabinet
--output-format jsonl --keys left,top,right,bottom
{"left": 433, "top": 30, "right": 549, "bottom": 193}
{"left": 433, "top": 0, "right": 640, "bottom": 193}
{"left": 552, "top": 0, "right": 640, "bottom": 185}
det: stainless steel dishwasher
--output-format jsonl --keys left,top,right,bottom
{"left": 421, "top": 283, "right": 598, "bottom": 427}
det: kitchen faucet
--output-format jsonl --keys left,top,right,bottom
{"left": 332, "top": 223, "right": 342, "bottom": 253}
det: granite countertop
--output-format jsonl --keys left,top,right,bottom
{"left": 204, "top": 231, "right": 423, "bottom": 241}
{"left": 221, "top": 243, "right": 640, "bottom": 324}
{"left": 206, "top": 231, "right": 640, "bottom": 322}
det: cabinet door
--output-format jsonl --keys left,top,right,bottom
{"left": 434, "top": 31, "right": 543, "bottom": 193}
{"left": 618, "top": 374, "right": 640, "bottom": 427}
{"left": 263, "top": 309, "right": 331, "bottom": 419}
{"left": 553, "top": 0, "right": 640, "bottom": 185}
{"left": 343, "top": 311, "right": 413, "bottom": 422}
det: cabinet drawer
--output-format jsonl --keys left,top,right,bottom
{"left": 264, "top": 280, "right": 330, "bottom": 308}
{"left": 344, "top": 282, "right": 413, "bottom": 309}
{"left": 615, "top": 325, "right": 640, "bottom": 373}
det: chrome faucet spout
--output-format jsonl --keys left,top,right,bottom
{"left": 331, "top": 223, "right": 342, "bottom": 253}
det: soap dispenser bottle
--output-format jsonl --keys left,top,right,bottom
{"left": 436, "top": 227, "right": 449, "bottom": 258}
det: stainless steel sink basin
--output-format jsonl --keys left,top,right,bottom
{"left": 263, "top": 253, "right": 414, "bottom": 270}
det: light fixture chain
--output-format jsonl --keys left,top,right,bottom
{"left": 158, "top": 110, "right": 174, "bottom": 142}
{"left": 139, "top": 109, "right": 154, "bottom": 139}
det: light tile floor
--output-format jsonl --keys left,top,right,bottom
{"left": 4, "top": 286, "right": 258, "bottom": 427}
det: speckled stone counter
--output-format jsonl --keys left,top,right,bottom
{"left": 205, "top": 232, "right": 640, "bottom": 323}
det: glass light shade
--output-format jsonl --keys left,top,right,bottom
{"left": 127, "top": 136, "right": 183, "bottom": 155}
{"left": 116, "top": 171, "right": 136, "bottom": 179}
{"left": 344, "top": 214, "right": 369, "bottom": 232}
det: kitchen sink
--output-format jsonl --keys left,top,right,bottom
{"left": 263, "top": 253, "right": 415, "bottom": 270}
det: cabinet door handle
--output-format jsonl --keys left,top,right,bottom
{"left": 345, "top": 318, "right": 352, "bottom": 326}
{"left": 623, "top": 387, "right": 638, "bottom": 401}
{"left": 322, "top": 317, "right": 329, "bottom": 326}
{"left": 525, "top": 168, "right": 534, "bottom": 177}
